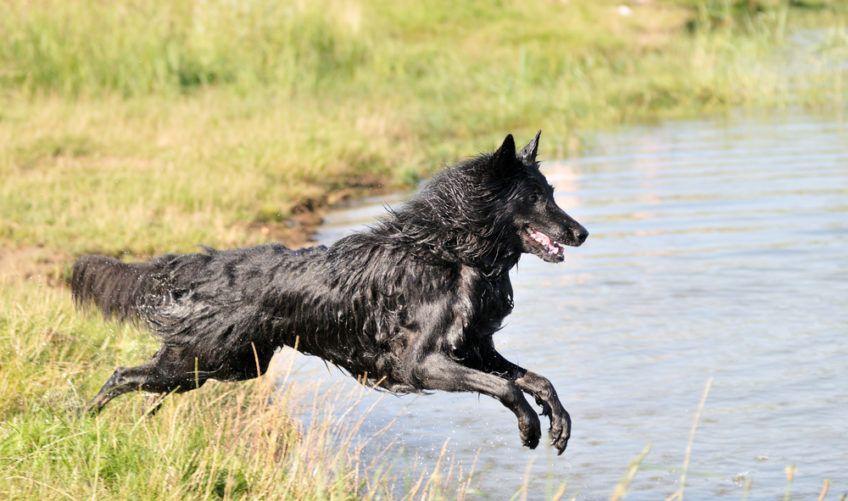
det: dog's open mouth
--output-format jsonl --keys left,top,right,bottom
{"left": 522, "top": 227, "right": 566, "bottom": 262}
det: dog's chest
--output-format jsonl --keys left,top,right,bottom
{"left": 455, "top": 266, "right": 513, "bottom": 339}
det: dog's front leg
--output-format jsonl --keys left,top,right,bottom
{"left": 515, "top": 371, "right": 570, "bottom": 454}
{"left": 479, "top": 345, "right": 571, "bottom": 455}
{"left": 412, "top": 352, "right": 541, "bottom": 449}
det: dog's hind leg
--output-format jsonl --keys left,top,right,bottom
{"left": 412, "top": 353, "right": 541, "bottom": 449}
{"left": 86, "top": 363, "right": 166, "bottom": 414}
{"left": 85, "top": 346, "right": 203, "bottom": 415}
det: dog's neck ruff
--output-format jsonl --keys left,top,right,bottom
{"left": 374, "top": 157, "right": 527, "bottom": 276}
{"left": 376, "top": 214, "right": 520, "bottom": 277}
{"left": 465, "top": 246, "right": 520, "bottom": 278}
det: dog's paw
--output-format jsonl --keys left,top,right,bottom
{"left": 518, "top": 413, "right": 541, "bottom": 449}
{"left": 534, "top": 395, "right": 552, "bottom": 417}
{"left": 143, "top": 394, "right": 166, "bottom": 417}
{"left": 549, "top": 409, "right": 571, "bottom": 455}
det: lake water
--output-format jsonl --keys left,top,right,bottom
{"left": 273, "top": 114, "right": 848, "bottom": 499}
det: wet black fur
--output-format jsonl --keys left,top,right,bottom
{"left": 72, "top": 132, "right": 588, "bottom": 454}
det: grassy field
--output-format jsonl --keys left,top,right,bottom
{"left": 1, "top": 0, "right": 847, "bottom": 498}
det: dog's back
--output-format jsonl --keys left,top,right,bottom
{"left": 71, "top": 237, "right": 427, "bottom": 388}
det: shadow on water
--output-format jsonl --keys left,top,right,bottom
{"left": 272, "top": 113, "right": 848, "bottom": 498}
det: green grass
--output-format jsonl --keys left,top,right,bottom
{"left": 0, "top": 283, "right": 322, "bottom": 499}
{"left": 0, "top": 1, "right": 845, "bottom": 256}
{"left": 1, "top": 0, "right": 847, "bottom": 499}
{"left": 0, "top": 281, "right": 468, "bottom": 499}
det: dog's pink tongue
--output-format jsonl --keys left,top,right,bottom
{"left": 532, "top": 230, "right": 551, "bottom": 246}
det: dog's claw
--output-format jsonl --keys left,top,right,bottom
{"left": 551, "top": 432, "right": 569, "bottom": 455}
{"left": 547, "top": 410, "right": 571, "bottom": 455}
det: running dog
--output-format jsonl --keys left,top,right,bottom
{"left": 72, "top": 132, "right": 588, "bottom": 454}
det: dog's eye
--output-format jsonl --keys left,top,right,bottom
{"left": 528, "top": 193, "right": 541, "bottom": 204}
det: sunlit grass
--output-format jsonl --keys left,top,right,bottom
{"left": 0, "top": 280, "right": 474, "bottom": 499}
{"left": 1, "top": 2, "right": 846, "bottom": 257}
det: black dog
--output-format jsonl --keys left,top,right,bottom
{"left": 72, "top": 132, "right": 587, "bottom": 454}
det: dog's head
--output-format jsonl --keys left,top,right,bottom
{"left": 491, "top": 132, "right": 588, "bottom": 263}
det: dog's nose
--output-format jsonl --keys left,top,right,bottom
{"left": 572, "top": 226, "right": 589, "bottom": 245}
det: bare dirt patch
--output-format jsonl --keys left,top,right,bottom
{"left": 0, "top": 245, "right": 70, "bottom": 286}
{"left": 244, "top": 182, "right": 392, "bottom": 248}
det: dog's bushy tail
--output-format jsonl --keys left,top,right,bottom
{"left": 70, "top": 255, "right": 151, "bottom": 321}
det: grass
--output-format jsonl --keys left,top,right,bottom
{"left": 1, "top": 0, "right": 847, "bottom": 498}
{"left": 1, "top": 1, "right": 846, "bottom": 257}
{"left": 0, "top": 281, "right": 470, "bottom": 499}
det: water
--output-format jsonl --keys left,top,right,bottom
{"left": 273, "top": 114, "right": 848, "bottom": 499}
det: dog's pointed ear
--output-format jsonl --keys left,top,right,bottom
{"left": 493, "top": 134, "right": 517, "bottom": 170}
{"left": 518, "top": 130, "right": 541, "bottom": 167}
